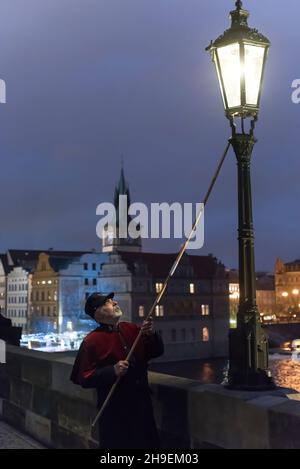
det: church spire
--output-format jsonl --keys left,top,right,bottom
{"left": 102, "top": 160, "right": 141, "bottom": 253}
{"left": 114, "top": 160, "right": 131, "bottom": 211}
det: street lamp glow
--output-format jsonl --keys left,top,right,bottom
{"left": 292, "top": 289, "right": 299, "bottom": 295}
{"left": 282, "top": 292, "right": 289, "bottom": 297}
{"left": 206, "top": 0, "right": 270, "bottom": 120}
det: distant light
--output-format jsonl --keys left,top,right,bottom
{"left": 292, "top": 289, "right": 299, "bottom": 295}
{"left": 48, "top": 280, "right": 52, "bottom": 285}
{"left": 42, "top": 281, "right": 46, "bottom": 285}
{"left": 230, "top": 292, "right": 240, "bottom": 299}
{"left": 282, "top": 292, "right": 289, "bottom": 297}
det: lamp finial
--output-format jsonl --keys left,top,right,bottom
{"left": 235, "top": 0, "right": 243, "bottom": 9}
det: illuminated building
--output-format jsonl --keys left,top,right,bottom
{"left": 275, "top": 258, "right": 300, "bottom": 319}
{"left": 227, "top": 269, "right": 276, "bottom": 326}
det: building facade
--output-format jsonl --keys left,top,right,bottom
{"left": 275, "top": 258, "right": 300, "bottom": 319}
{"left": 30, "top": 251, "right": 108, "bottom": 332}
{"left": 228, "top": 269, "right": 276, "bottom": 325}
{"left": 0, "top": 254, "right": 9, "bottom": 314}
{"left": 6, "top": 266, "right": 29, "bottom": 332}
{"left": 99, "top": 251, "right": 229, "bottom": 361}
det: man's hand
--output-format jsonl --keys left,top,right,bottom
{"left": 141, "top": 317, "right": 155, "bottom": 336}
{"left": 114, "top": 360, "right": 129, "bottom": 378}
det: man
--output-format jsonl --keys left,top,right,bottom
{"left": 70, "top": 292, "right": 164, "bottom": 449}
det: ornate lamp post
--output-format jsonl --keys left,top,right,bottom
{"left": 207, "top": 1, "right": 275, "bottom": 389}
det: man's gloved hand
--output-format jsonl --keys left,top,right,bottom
{"left": 141, "top": 317, "right": 155, "bottom": 336}
{"left": 114, "top": 360, "right": 129, "bottom": 377}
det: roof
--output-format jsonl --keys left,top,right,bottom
{"left": 118, "top": 251, "right": 225, "bottom": 279}
{"left": 0, "top": 254, "right": 11, "bottom": 275}
{"left": 7, "top": 249, "right": 94, "bottom": 273}
{"left": 256, "top": 275, "right": 275, "bottom": 291}
{"left": 227, "top": 269, "right": 239, "bottom": 283}
{"left": 285, "top": 260, "right": 300, "bottom": 267}
{"left": 188, "top": 255, "right": 224, "bottom": 279}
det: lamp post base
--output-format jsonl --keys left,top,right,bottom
{"left": 226, "top": 369, "right": 276, "bottom": 391}
{"left": 226, "top": 327, "right": 276, "bottom": 391}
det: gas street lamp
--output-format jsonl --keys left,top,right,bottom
{"left": 207, "top": 1, "right": 274, "bottom": 389}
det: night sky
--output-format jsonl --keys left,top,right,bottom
{"left": 0, "top": 0, "right": 298, "bottom": 271}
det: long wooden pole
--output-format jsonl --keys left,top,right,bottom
{"left": 91, "top": 142, "right": 231, "bottom": 428}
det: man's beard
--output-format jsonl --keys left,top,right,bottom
{"left": 114, "top": 306, "right": 123, "bottom": 318}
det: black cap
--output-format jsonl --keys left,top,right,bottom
{"left": 85, "top": 292, "right": 114, "bottom": 318}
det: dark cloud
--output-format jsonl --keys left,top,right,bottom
{"left": 0, "top": 0, "right": 298, "bottom": 270}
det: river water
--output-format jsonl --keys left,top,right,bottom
{"left": 150, "top": 355, "right": 300, "bottom": 392}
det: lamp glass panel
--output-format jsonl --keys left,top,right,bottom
{"left": 214, "top": 51, "right": 226, "bottom": 108}
{"left": 244, "top": 44, "right": 265, "bottom": 106}
{"left": 217, "top": 43, "right": 241, "bottom": 109}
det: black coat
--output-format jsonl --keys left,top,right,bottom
{"left": 70, "top": 321, "right": 164, "bottom": 449}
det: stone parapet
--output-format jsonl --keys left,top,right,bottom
{"left": 0, "top": 345, "right": 300, "bottom": 449}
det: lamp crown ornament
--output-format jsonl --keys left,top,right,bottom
{"left": 230, "top": 0, "right": 249, "bottom": 29}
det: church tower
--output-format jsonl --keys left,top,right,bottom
{"left": 102, "top": 164, "right": 142, "bottom": 253}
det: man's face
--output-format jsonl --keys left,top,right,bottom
{"left": 94, "top": 298, "right": 123, "bottom": 325}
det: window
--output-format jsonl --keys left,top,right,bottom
{"left": 202, "top": 327, "right": 210, "bottom": 342}
{"left": 84, "top": 263, "right": 88, "bottom": 270}
{"left": 191, "top": 328, "right": 196, "bottom": 342}
{"left": 138, "top": 306, "right": 145, "bottom": 318}
{"left": 93, "top": 279, "right": 97, "bottom": 286}
{"left": 201, "top": 305, "right": 210, "bottom": 316}
{"left": 85, "top": 279, "right": 89, "bottom": 286}
{"left": 85, "top": 292, "right": 90, "bottom": 300}
{"left": 190, "top": 283, "right": 195, "bottom": 294}
{"left": 155, "top": 283, "right": 163, "bottom": 293}
{"left": 181, "top": 329, "right": 186, "bottom": 342}
{"left": 41, "top": 291, "right": 45, "bottom": 302}
{"left": 92, "top": 263, "right": 96, "bottom": 271}
{"left": 171, "top": 329, "right": 177, "bottom": 342}
{"left": 155, "top": 305, "right": 164, "bottom": 317}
